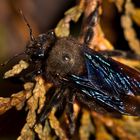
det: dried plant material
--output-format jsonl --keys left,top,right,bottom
{"left": 17, "top": 124, "right": 35, "bottom": 140}
{"left": 18, "top": 76, "right": 52, "bottom": 139}
{"left": 55, "top": 0, "right": 85, "bottom": 37}
{"left": 79, "top": 109, "right": 95, "bottom": 140}
{"left": 26, "top": 76, "right": 46, "bottom": 128}
{"left": 92, "top": 113, "right": 140, "bottom": 140}
{"left": 49, "top": 108, "right": 68, "bottom": 140}
{"left": 79, "top": 0, "right": 114, "bottom": 51}
{"left": 4, "top": 60, "right": 29, "bottom": 78}
{"left": 94, "top": 117, "right": 114, "bottom": 140}
{"left": 109, "top": 0, "right": 124, "bottom": 12}
{"left": 73, "top": 102, "right": 80, "bottom": 118}
{"left": 24, "top": 82, "right": 35, "bottom": 99}
{"left": 35, "top": 120, "right": 52, "bottom": 140}
{"left": 11, "top": 91, "right": 27, "bottom": 110}
{"left": 131, "top": 8, "right": 140, "bottom": 26}
{"left": 79, "top": 0, "right": 98, "bottom": 44}
{"left": 0, "top": 97, "right": 11, "bottom": 115}
{"left": 34, "top": 124, "right": 43, "bottom": 139}
{"left": 90, "top": 25, "right": 114, "bottom": 51}
{"left": 110, "top": 0, "right": 140, "bottom": 54}
{"left": 38, "top": 82, "right": 52, "bottom": 114}
{"left": 112, "top": 57, "right": 140, "bottom": 69}
{"left": 0, "top": 82, "right": 34, "bottom": 115}
{"left": 0, "top": 91, "right": 27, "bottom": 115}
{"left": 120, "top": 0, "right": 140, "bottom": 55}
{"left": 121, "top": 15, "right": 140, "bottom": 55}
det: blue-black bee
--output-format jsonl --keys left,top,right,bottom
{"left": 1, "top": 2, "right": 140, "bottom": 136}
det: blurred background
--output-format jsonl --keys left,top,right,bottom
{"left": 0, "top": 0, "right": 77, "bottom": 62}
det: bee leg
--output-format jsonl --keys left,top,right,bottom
{"left": 38, "top": 86, "right": 65, "bottom": 124}
{"left": 65, "top": 91, "right": 75, "bottom": 137}
{"left": 20, "top": 69, "right": 43, "bottom": 82}
{"left": 82, "top": 2, "right": 100, "bottom": 46}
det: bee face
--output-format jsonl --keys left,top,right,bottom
{"left": 45, "top": 38, "right": 85, "bottom": 80}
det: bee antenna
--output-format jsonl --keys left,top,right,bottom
{"left": 1, "top": 52, "right": 26, "bottom": 67}
{"left": 19, "top": 9, "right": 35, "bottom": 41}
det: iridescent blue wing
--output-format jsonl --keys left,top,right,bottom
{"left": 70, "top": 48, "right": 140, "bottom": 115}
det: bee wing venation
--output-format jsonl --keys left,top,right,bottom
{"left": 71, "top": 49, "right": 140, "bottom": 115}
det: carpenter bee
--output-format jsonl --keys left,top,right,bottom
{"left": 1, "top": 2, "right": 140, "bottom": 136}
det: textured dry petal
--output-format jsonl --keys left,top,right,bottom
{"left": 4, "top": 60, "right": 29, "bottom": 78}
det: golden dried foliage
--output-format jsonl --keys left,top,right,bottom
{"left": 79, "top": 109, "right": 95, "bottom": 140}
{"left": 111, "top": 0, "right": 140, "bottom": 55}
{"left": 92, "top": 113, "right": 140, "bottom": 140}
{"left": 55, "top": 0, "right": 85, "bottom": 37}
{"left": 18, "top": 77, "right": 52, "bottom": 140}
{"left": 4, "top": 60, "right": 29, "bottom": 79}
{"left": 0, "top": 82, "right": 33, "bottom": 115}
